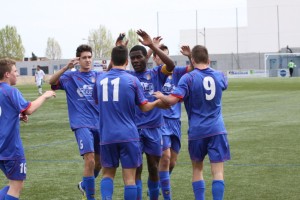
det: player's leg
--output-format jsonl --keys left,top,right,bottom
{"left": 120, "top": 141, "right": 142, "bottom": 200}
{"left": 6, "top": 180, "right": 24, "bottom": 200}
{"left": 101, "top": 167, "right": 116, "bottom": 200}
{"left": 159, "top": 135, "right": 172, "bottom": 200}
{"left": 37, "top": 80, "right": 42, "bottom": 95}
{"left": 135, "top": 129, "right": 144, "bottom": 200}
{"left": 93, "top": 129, "right": 102, "bottom": 178}
{"left": 75, "top": 128, "right": 96, "bottom": 200}
{"left": 189, "top": 139, "right": 208, "bottom": 200}
{"left": 208, "top": 134, "right": 231, "bottom": 200}
{"left": 0, "top": 159, "right": 26, "bottom": 200}
{"left": 143, "top": 128, "right": 162, "bottom": 200}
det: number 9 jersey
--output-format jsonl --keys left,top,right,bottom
{"left": 171, "top": 67, "right": 228, "bottom": 140}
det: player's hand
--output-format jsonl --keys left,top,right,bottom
{"left": 20, "top": 113, "right": 28, "bottom": 123}
{"left": 115, "top": 33, "right": 128, "bottom": 46}
{"left": 153, "top": 36, "right": 163, "bottom": 47}
{"left": 42, "top": 90, "right": 56, "bottom": 99}
{"left": 180, "top": 45, "right": 191, "bottom": 57}
{"left": 153, "top": 91, "right": 164, "bottom": 99}
{"left": 137, "top": 29, "right": 153, "bottom": 47}
{"left": 66, "top": 58, "right": 79, "bottom": 70}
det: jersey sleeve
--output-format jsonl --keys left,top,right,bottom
{"left": 171, "top": 73, "right": 190, "bottom": 101}
{"left": 10, "top": 88, "right": 31, "bottom": 113}
{"left": 51, "top": 71, "right": 72, "bottom": 90}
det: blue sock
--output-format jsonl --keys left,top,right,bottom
{"left": 212, "top": 180, "right": 225, "bottom": 200}
{"left": 124, "top": 185, "right": 137, "bottom": 200}
{"left": 4, "top": 195, "right": 18, "bottom": 200}
{"left": 101, "top": 177, "right": 114, "bottom": 200}
{"left": 136, "top": 180, "right": 142, "bottom": 200}
{"left": 0, "top": 186, "right": 9, "bottom": 200}
{"left": 159, "top": 171, "right": 171, "bottom": 199}
{"left": 192, "top": 180, "right": 205, "bottom": 200}
{"left": 83, "top": 176, "right": 95, "bottom": 200}
{"left": 94, "top": 169, "right": 100, "bottom": 178}
{"left": 148, "top": 179, "right": 159, "bottom": 200}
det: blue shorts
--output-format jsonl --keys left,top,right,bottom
{"left": 100, "top": 142, "right": 142, "bottom": 168}
{"left": 139, "top": 127, "right": 163, "bottom": 157}
{"left": 74, "top": 128, "right": 100, "bottom": 156}
{"left": 188, "top": 134, "right": 231, "bottom": 163}
{"left": 162, "top": 135, "right": 181, "bottom": 153}
{"left": 0, "top": 158, "right": 27, "bottom": 180}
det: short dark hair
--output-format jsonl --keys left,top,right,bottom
{"left": 191, "top": 45, "right": 209, "bottom": 64}
{"left": 130, "top": 45, "right": 147, "bottom": 56}
{"left": 153, "top": 44, "right": 169, "bottom": 57}
{"left": 0, "top": 58, "right": 16, "bottom": 79}
{"left": 76, "top": 44, "right": 93, "bottom": 57}
{"left": 111, "top": 45, "right": 128, "bottom": 66}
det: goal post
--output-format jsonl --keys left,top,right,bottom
{"left": 264, "top": 53, "right": 300, "bottom": 77}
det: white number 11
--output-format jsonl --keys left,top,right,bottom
{"left": 100, "top": 77, "right": 120, "bottom": 102}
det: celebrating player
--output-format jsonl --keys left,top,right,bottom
{"left": 0, "top": 58, "right": 56, "bottom": 200}
{"left": 49, "top": 45, "right": 101, "bottom": 200}
{"left": 154, "top": 45, "right": 231, "bottom": 200}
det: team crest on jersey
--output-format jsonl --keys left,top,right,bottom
{"left": 168, "top": 75, "right": 172, "bottom": 80}
{"left": 77, "top": 84, "right": 93, "bottom": 97}
{"left": 91, "top": 77, "right": 95, "bottom": 83}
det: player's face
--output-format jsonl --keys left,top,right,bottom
{"left": 79, "top": 51, "right": 92, "bottom": 72}
{"left": 130, "top": 50, "right": 147, "bottom": 73}
{"left": 8, "top": 65, "right": 18, "bottom": 86}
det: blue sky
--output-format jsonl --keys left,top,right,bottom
{"left": 1, "top": 0, "right": 246, "bottom": 58}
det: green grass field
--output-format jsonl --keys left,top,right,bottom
{"left": 1, "top": 77, "right": 300, "bottom": 200}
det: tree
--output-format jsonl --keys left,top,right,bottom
{"left": 87, "top": 25, "right": 114, "bottom": 59}
{"left": 125, "top": 29, "right": 139, "bottom": 51}
{"left": 45, "top": 37, "right": 62, "bottom": 59}
{"left": 0, "top": 25, "right": 25, "bottom": 60}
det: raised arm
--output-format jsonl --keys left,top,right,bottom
{"left": 49, "top": 58, "right": 79, "bottom": 85}
{"left": 180, "top": 45, "right": 194, "bottom": 72}
{"left": 137, "top": 29, "right": 175, "bottom": 72}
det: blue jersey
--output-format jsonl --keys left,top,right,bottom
{"left": 94, "top": 68, "right": 147, "bottom": 144}
{"left": 172, "top": 68, "right": 228, "bottom": 140}
{"left": 51, "top": 70, "right": 101, "bottom": 130}
{"left": 0, "top": 82, "right": 31, "bottom": 160}
{"left": 161, "top": 66, "right": 188, "bottom": 119}
{"left": 127, "top": 65, "right": 167, "bottom": 128}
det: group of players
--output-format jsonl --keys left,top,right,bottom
{"left": 0, "top": 29, "right": 230, "bottom": 200}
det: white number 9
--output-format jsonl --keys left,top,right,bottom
{"left": 203, "top": 76, "right": 216, "bottom": 100}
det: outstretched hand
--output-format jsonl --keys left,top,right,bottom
{"left": 137, "top": 29, "right": 153, "bottom": 47}
{"left": 180, "top": 45, "right": 191, "bottom": 57}
{"left": 42, "top": 90, "right": 56, "bottom": 99}
{"left": 115, "top": 33, "right": 128, "bottom": 46}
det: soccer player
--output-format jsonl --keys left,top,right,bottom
{"left": 94, "top": 45, "right": 166, "bottom": 200}
{"left": 35, "top": 65, "right": 45, "bottom": 95}
{"left": 49, "top": 45, "right": 101, "bottom": 200}
{"left": 153, "top": 45, "right": 231, "bottom": 200}
{"left": 151, "top": 44, "right": 193, "bottom": 200}
{"left": 0, "top": 58, "right": 56, "bottom": 200}
{"left": 124, "top": 29, "right": 175, "bottom": 200}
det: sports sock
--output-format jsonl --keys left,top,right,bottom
{"left": 4, "top": 195, "right": 18, "bottom": 200}
{"left": 192, "top": 180, "right": 205, "bottom": 200}
{"left": 148, "top": 179, "right": 159, "bottom": 200}
{"left": 136, "top": 179, "right": 142, "bottom": 200}
{"left": 83, "top": 176, "right": 95, "bottom": 200}
{"left": 100, "top": 177, "right": 114, "bottom": 200}
{"left": 0, "top": 186, "right": 9, "bottom": 200}
{"left": 124, "top": 185, "right": 137, "bottom": 200}
{"left": 159, "top": 171, "right": 171, "bottom": 199}
{"left": 212, "top": 180, "right": 225, "bottom": 200}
